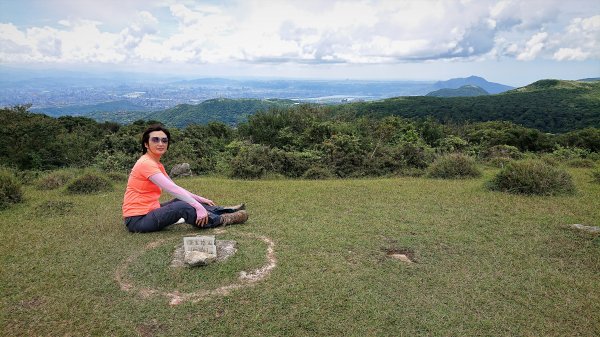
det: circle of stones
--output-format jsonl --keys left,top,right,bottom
{"left": 115, "top": 232, "right": 276, "bottom": 306}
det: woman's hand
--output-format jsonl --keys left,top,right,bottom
{"left": 194, "top": 195, "right": 215, "bottom": 206}
{"left": 195, "top": 206, "right": 209, "bottom": 227}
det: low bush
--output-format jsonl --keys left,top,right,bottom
{"left": 0, "top": 169, "right": 23, "bottom": 210}
{"left": 485, "top": 157, "right": 513, "bottom": 168}
{"left": 36, "top": 169, "right": 78, "bottom": 190}
{"left": 539, "top": 155, "right": 560, "bottom": 167}
{"left": 14, "top": 170, "right": 43, "bottom": 186}
{"left": 277, "top": 150, "right": 323, "bottom": 178}
{"left": 426, "top": 153, "right": 482, "bottom": 179}
{"left": 567, "top": 158, "right": 596, "bottom": 168}
{"left": 229, "top": 143, "right": 275, "bottom": 179}
{"left": 65, "top": 172, "right": 114, "bottom": 194}
{"left": 551, "top": 145, "right": 590, "bottom": 161}
{"left": 301, "top": 166, "right": 334, "bottom": 179}
{"left": 105, "top": 172, "right": 129, "bottom": 182}
{"left": 482, "top": 145, "right": 523, "bottom": 160}
{"left": 486, "top": 160, "right": 576, "bottom": 195}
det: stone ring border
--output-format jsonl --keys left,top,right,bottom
{"left": 114, "top": 232, "right": 276, "bottom": 306}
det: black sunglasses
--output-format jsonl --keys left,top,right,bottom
{"left": 150, "top": 137, "right": 169, "bottom": 144}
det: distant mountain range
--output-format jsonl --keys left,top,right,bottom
{"left": 430, "top": 75, "right": 513, "bottom": 94}
{"left": 426, "top": 85, "right": 489, "bottom": 97}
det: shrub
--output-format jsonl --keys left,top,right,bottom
{"left": 321, "top": 134, "right": 367, "bottom": 178}
{"left": 0, "top": 169, "right": 23, "bottom": 210}
{"left": 486, "top": 157, "right": 513, "bottom": 168}
{"left": 65, "top": 172, "right": 114, "bottom": 194}
{"left": 551, "top": 145, "right": 590, "bottom": 161}
{"left": 486, "top": 160, "right": 576, "bottom": 195}
{"left": 229, "top": 143, "right": 278, "bottom": 179}
{"left": 301, "top": 166, "right": 334, "bottom": 179}
{"left": 14, "top": 170, "right": 43, "bottom": 186}
{"left": 482, "top": 145, "right": 523, "bottom": 160}
{"left": 397, "top": 142, "right": 435, "bottom": 169}
{"left": 567, "top": 158, "right": 596, "bottom": 168}
{"left": 437, "top": 135, "right": 469, "bottom": 154}
{"left": 105, "top": 172, "right": 129, "bottom": 182}
{"left": 36, "top": 169, "right": 78, "bottom": 190}
{"left": 539, "top": 155, "right": 560, "bottom": 167}
{"left": 93, "top": 151, "right": 137, "bottom": 173}
{"left": 426, "top": 153, "right": 482, "bottom": 179}
{"left": 283, "top": 150, "right": 323, "bottom": 178}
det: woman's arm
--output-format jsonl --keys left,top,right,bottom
{"left": 149, "top": 173, "right": 209, "bottom": 226}
{"left": 165, "top": 175, "right": 215, "bottom": 206}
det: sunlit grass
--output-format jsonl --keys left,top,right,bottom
{"left": 1, "top": 169, "right": 599, "bottom": 336}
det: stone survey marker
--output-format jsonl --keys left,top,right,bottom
{"left": 183, "top": 236, "right": 217, "bottom": 266}
{"left": 184, "top": 236, "right": 217, "bottom": 255}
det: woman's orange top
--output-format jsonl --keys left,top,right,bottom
{"left": 122, "top": 154, "right": 168, "bottom": 217}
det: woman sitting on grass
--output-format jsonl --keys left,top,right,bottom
{"left": 122, "top": 124, "right": 248, "bottom": 233}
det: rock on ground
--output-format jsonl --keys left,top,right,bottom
{"left": 170, "top": 163, "right": 192, "bottom": 178}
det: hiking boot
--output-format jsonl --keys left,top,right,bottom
{"left": 225, "top": 203, "right": 246, "bottom": 212}
{"left": 220, "top": 210, "right": 249, "bottom": 226}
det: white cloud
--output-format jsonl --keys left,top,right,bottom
{"left": 550, "top": 15, "right": 600, "bottom": 60}
{"left": 553, "top": 48, "right": 590, "bottom": 61}
{"left": 1, "top": 0, "right": 599, "bottom": 66}
{"left": 516, "top": 32, "right": 548, "bottom": 61}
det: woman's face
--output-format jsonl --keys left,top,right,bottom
{"left": 145, "top": 131, "right": 169, "bottom": 157}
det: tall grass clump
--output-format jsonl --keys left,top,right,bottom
{"left": 426, "top": 153, "right": 482, "bottom": 179}
{"left": 0, "top": 169, "right": 23, "bottom": 210}
{"left": 487, "top": 160, "right": 576, "bottom": 195}
{"left": 65, "top": 171, "right": 114, "bottom": 194}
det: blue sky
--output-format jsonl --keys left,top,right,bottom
{"left": 1, "top": 0, "right": 599, "bottom": 86}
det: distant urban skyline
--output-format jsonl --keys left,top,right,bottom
{"left": 1, "top": 0, "right": 599, "bottom": 86}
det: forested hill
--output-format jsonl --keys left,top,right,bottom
{"left": 329, "top": 79, "right": 600, "bottom": 133}
{"left": 426, "top": 85, "right": 489, "bottom": 97}
{"left": 88, "top": 98, "right": 297, "bottom": 127}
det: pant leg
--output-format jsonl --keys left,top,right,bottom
{"left": 203, "top": 204, "right": 239, "bottom": 215}
{"left": 125, "top": 201, "right": 224, "bottom": 233}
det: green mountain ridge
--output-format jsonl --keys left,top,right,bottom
{"left": 426, "top": 85, "right": 489, "bottom": 97}
{"left": 328, "top": 79, "right": 600, "bottom": 133}
{"left": 146, "top": 98, "right": 297, "bottom": 127}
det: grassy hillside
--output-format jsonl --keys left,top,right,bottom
{"left": 2, "top": 170, "right": 599, "bottom": 336}
{"left": 331, "top": 80, "right": 600, "bottom": 133}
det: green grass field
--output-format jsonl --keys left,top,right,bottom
{"left": 2, "top": 169, "right": 599, "bottom": 336}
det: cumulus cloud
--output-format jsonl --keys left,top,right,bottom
{"left": 516, "top": 32, "right": 548, "bottom": 61}
{"left": 0, "top": 0, "right": 599, "bottom": 65}
{"left": 550, "top": 15, "right": 600, "bottom": 61}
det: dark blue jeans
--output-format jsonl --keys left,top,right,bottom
{"left": 124, "top": 199, "right": 237, "bottom": 233}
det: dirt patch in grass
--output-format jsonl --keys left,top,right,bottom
{"left": 135, "top": 319, "right": 165, "bottom": 337}
{"left": 17, "top": 297, "right": 45, "bottom": 310}
{"left": 384, "top": 247, "right": 417, "bottom": 263}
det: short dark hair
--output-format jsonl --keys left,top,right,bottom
{"left": 141, "top": 124, "right": 171, "bottom": 154}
